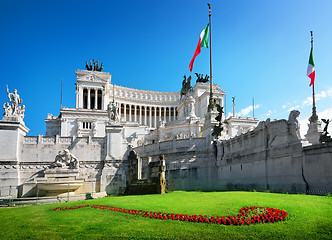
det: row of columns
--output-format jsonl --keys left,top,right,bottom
{"left": 79, "top": 88, "right": 103, "bottom": 110}
{"left": 119, "top": 103, "right": 177, "bottom": 128}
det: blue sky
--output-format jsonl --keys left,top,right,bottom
{"left": 1, "top": 0, "right": 332, "bottom": 137}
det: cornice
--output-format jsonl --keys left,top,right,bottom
{"left": 76, "top": 70, "right": 111, "bottom": 84}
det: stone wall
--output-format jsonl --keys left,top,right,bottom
{"left": 2, "top": 117, "right": 332, "bottom": 198}
{"left": 126, "top": 151, "right": 166, "bottom": 195}
{"left": 17, "top": 135, "right": 107, "bottom": 197}
{"left": 216, "top": 119, "right": 306, "bottom": 193}
{"left": 134, "top": 119, "right": 332, "bottom": 194}
{"left": 134, "top": 136, "right": 216, "bottom": 191}
{"left": 0, "top": 126, "right": 121, "bottom": 197}
{"left": 303, "top": 143, "right": 332, "bottom": 194}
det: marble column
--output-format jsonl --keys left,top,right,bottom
{"left": 129, "top": 105, "right": 132, "bottom": 122}
{"left": 94, "top": 88, "right": 98, "bottom": 110}
{"left": 124, "top": 104, "right": 127, "bottom": 121}
{"left": 78, "top": 86, "right": 83, "bottom": 109}
{"left": 87, "top": 88, "right": 91, "bottom": 109}
{"left": 149, "top": 106, "right": 152, "bottom": 127}
{"left": 144, "top": 106, "right": 147, "bottom": 126}
{"left": 154, "top": 107, "right": 157, "bottom": 128}
{"left": 75, "top": 87, "right": 79, "bottom": 109}
{"left": 101, "top": 89, "right": 104, "bottom": 110}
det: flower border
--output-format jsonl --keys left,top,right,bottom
{"left": 52, "top": 205, "right": 288, "bottom": 226}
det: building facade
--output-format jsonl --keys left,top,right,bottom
{"left": 0, "top": 68, "right": 263, "bottom": 199}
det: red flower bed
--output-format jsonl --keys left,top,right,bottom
{"left": 52, "top": 205, "right": 288, "bottom": 226}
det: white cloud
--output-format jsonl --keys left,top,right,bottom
{"left": 301, "top": 88, "right": 332, "bottom": 108}
{"left": 237, "top": 104, "right": 262, "bottom": 117}
{"left": 266, "top": 110, "right": 273, "bottom": 116}
{"left": 302, "top": 97, "right": 312, "bottom": 107}
{"left": 287, "top": 105, "right": 300, "bottom": 112}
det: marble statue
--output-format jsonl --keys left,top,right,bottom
{"left": 7, "top": 85, "right": 22, "bottom": 114}
{"left": 3, "top": 102, "right": 12, "bottom": 117}
{"left": 3, "top": 86, "right": 25, "bottom": 120}
{"left": 17, "top": 105, "right": 25, "bottom": 119}
{"left": 107, "top": 101, "right": 120, "bottom": 122}
{"left": 287, "top": 110, "right": 301, "bottom": 139}
{"left": 49, "top": 149, "right": 79, "bottom": 169}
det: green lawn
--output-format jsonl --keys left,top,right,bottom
{"left": 0, "top": 191, "right": 331, "bottom": 239}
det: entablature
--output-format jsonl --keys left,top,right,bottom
{"left": 76, "top": 70, "right": 111, "bottom": 84}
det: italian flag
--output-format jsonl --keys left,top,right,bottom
{"left": 189, "top": 24, "right": 209, "bottom": 72}
{"left": 307, "top": 47, "right": 315, "bottom": 86}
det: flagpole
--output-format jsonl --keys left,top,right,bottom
{"left": 60, "top": 77, "right": 63, "bottom": 110}
{"left": 207, "top": 3, "right": 214, "bottom": 111}
{"left": 253, "top": 97, "right": 255, "bottom": 118}
{"left": 310, "top": 31, "right": 318, "bottom": 123}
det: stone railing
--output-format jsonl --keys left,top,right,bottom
{"left": 217, "top": 119, "right": 302, "bottom": 164}
{"left": 134, "top": 136, "right": 211, "bottom": 157}
{"left": 23, "top": 135, "right": 105, "bottom": 146}
{"left": 111, "top": 84, "right": 180, "bottom": 103}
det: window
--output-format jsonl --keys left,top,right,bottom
{"left": 82, "top": 122, "right": 92, "bottom": 129}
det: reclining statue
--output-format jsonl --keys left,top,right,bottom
{"left": 49, "top": 149, "right": 79, "bottom": 169}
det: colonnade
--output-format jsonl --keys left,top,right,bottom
{"left": 79, "top": 87, "right": 103, "bottom": 110}
{"left": 118, "top": 103, "right": 177, "bottom": 128}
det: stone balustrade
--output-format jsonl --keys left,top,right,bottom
{"left": 23, "top": 135, "right": 104, "bottom": 146}
{"left": 134, "top": 136, "right": 211, "bottom": 157}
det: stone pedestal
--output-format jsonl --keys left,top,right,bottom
{"left": 177, "top": 96, "right": 197, "bottom": 120}
{"left": 305, "top": 120, "right": 323, "bottom": 145}
{"left": 201, "top": 110, "right": 218, "bottom": 138}
{"left": 0, "top": 120, "right": 29, "bottom": 197}
{"left": 20, "top": 168, "right": 101, "bottom": 197}
{"left": 35, "top": 169, "right": 83, "bottom": 196}
{"left": 101, "top": 122, "right": 127, "bottom": 194}
{"left": 105, "top": 122, "right": 125, "bottom": 160}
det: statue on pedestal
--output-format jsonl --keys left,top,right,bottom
{"left": 3, "top": 85, "right": 25, "bottom": 120}
{"left": 107, "top": 101, "right": 120, "bottom": 122}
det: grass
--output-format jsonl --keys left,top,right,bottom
{"left": 0, "top": 191, "right": 331, "bottom": 239}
